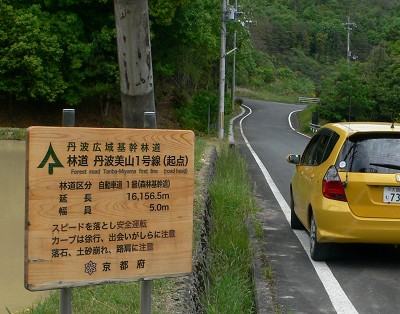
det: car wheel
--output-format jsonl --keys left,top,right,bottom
{"left": 310, "top": 213, "right": 330, "bottom": 261}
{"left": 290, "top": 191, "right": 303, "bottom": 230}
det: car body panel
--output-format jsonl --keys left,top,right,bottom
{"left": 315, "top": 197, "right": 400, "bottom": 243}
{"left": 342, "top": 173, "right": 400, "bottom": 219}
{"left": 291, "top": 164, "right": 315, "bottom": 229}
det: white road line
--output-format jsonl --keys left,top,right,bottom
{"left": 239, "top": 104, "right": 358, "bottom": 314}
{"left": 288, "top": 110, "right": 311, "bottom": 138}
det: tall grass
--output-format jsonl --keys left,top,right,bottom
{"left": 297, "top": 103, "right": 316, "bottom": 134}
{"left": 205, "top": 144, "right": 257, "bottom": 313}
{"left": 26, "top": 279, "right": 176, "bottom": 314}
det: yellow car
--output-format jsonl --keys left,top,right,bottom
{"left": 287, "top": 122, "right": 400, "bottom": 261}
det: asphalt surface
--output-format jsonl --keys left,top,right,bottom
{"left": 233, "top": 98, "right": 400, "bottom": 314}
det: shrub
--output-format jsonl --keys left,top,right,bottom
{"left": 176, "top": 89, "right": 218, "bottom": 134}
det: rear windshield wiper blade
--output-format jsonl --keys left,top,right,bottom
{"left": 370, "top": 163, "right": 400, "bottom": 170}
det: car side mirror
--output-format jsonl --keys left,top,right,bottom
{"left": 287, "top": 154, "right": 301, "bottom": 165}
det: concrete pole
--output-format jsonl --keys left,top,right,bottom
{"left": 231, "top": 30, "right": 237, "bottom": 111}
{"left": 343, "top": 15, "right": 356, "bottom": 65}
{"left": 347, "top": 16, "right": 351, "bottom": 64}
{"left": 114, "top": 0, "right": 156, "bottom": 128}
{"left": 218, "top": 0, "right": 227, "bottom": 139}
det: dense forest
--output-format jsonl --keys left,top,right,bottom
{"left": 1, "top": 0, "right": 400, "bottom": 131}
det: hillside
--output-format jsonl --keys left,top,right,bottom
{"left": 250, "top": 0, "right": 400, "bottom": 80}
{"left": 248, "top": 0, "right": 400, "bottom": 122}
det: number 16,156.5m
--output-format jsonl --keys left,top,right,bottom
{"left": 126, "top": 192, "right": 170, "bottom": 201}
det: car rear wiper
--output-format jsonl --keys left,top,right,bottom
{"left": 370, "top": 163, "right": 400, "bottom": 170}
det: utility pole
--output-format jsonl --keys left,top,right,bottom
{"left": 231, "top": 0, "right": 238, "bottom": 112}
{"left": 218, "top": 0, "right": 240, "bottom": 139}
{"left": 342, "top": 15, "right": 357, "bottom": 122}
{"left": 114, "top": 0, "right": 156, "bottom": 129}
{"left": 231, "top": 30, "right": 237, "bottom": 112}
{"left": 218, "top": 0, "right": 227, "bottom": 139}
{"left": 342, "top": 16, "right": 357, "bottom": 64}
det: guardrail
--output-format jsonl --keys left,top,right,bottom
{"left": 299, "top": 96, "right": 320, "bottom": 104}
{"left": 309, "top": 123, "right": 321, "bottom": 133}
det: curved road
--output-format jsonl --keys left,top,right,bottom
{"left": 237, "top": 98, "right": 400, "bottom": 314}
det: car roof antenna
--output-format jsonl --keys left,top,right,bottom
{"left": 348, "top": 94, "right": 352, "bottom": 129}
{"left": 342, "top": 93, "right": 352, "bottom": 187}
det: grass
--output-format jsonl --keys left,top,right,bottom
{"left": 205, "top": 144, "right": 258, "bottom": 313}
{"left": 194, "top": 137, "right": 208, "bottom": 171}
{"left": 297, "top": 103, "right": 316, "bottom": 134}
{"left": 22, "top": 279, "right": 180, "bottom": 314}
{"left": 0, "top": 127, "right": 26, "bottom": 140}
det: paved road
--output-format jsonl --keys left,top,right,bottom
{"left": 236, "top": 98, "right": 400, "bottom": 314}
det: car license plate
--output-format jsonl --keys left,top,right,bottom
{"left": 383, "top": 186, "right": 400, "bottom": 203}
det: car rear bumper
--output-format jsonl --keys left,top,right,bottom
{"left": 314, "top": 200, "right": 400, "bottom": 244}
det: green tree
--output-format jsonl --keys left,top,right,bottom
{"left": 319, "top": 61, "right": 374, "bottom": 122}
{"left": 367, "top": 42, "right": 400, "bottom": 121}
{"left": 41, "top": 0, "right": 117, "bottom": 105}
{"left": 176, "top": 89, "right": 218, "bottom": 134}
{"left": 151, "top": 0, "right": 220, "bottom": 90}
{"left": 0, "top": 4, "right": 65, "bottom": 109}
{"left": 149, "top": 0, "right": 193, "bottom": 25}
{"left": 1, "top": 0, "right": 118, "bottom": 107}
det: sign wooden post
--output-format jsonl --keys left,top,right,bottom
{"left": 25, "top": 127, "right": 194, "bottom": 291}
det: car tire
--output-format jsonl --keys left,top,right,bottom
{"left": 290, "top": 191, "right": 304, "bottom": 230}
{"left": 310, "top": 213, "right": 330, "bottom": 261}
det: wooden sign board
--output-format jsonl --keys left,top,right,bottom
{"left": 25, "top": 126, "right": 194, "bottom": 291}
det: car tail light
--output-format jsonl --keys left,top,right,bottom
{"left": 322, "top": 166, "right": 347, "bottom": 202}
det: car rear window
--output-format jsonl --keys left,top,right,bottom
{"left": 336, "top": 133, "right": 400, "bottom": 173}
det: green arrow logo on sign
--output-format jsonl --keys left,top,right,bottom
{"left": 37, "top": 143, "right": 64, "bottom": 175}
